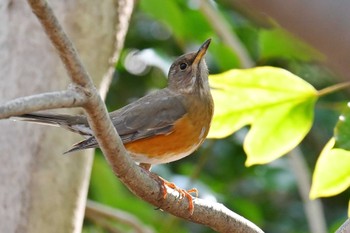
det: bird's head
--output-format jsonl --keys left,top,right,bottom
{"left": 168, "top": 39, "right": 211, "bottom": 95}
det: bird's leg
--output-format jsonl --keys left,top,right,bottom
{"left": 157, "top": 177, "right": 197, "bottom": 215}
{"left": 138, "top": 163, "right": 196, "bottom": 214}
{"left": 139, "top": 163, "right": 152, "bottom": 171}
{"left": 139, "top": 163, "right": 167, "bottom": 199}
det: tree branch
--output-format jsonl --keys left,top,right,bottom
{"left": 9, "top": 0, "right": 265, "bottom": 232}
{"left": 27, "top": 0, "right": 93, "bottom": 87}
{"left": 85, "top": 200, "right": 154, "bottom": 233}
{"left": 336, "top": 218, "right": 350, "bottom": 233}
{"left": 0, "top": 88, "right": 86, "bottom": 119}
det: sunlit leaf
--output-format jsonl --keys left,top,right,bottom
{"left": 310, "top": 103, "right": 350, "bottom": 199}
{"left": 334, "top": 102, "right": 350, "bottom": 150}
{"left": 245, "top": 98, "right": 315, "bottom": 165}
{"left": 208, "top": 67, "right": 317, "bottom": 165}
{"left": 310, "top": 138, "right": 350, "bottom": 199}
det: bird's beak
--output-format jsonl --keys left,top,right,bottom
{"left": 193, "top": 38, "right": 211, "bottom": 66}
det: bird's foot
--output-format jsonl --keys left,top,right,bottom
{"left": 138, "top": 163, "right": 197, "bottom": 214}
{"left": 157, "top": 177, "right": 197, "bottom": 215}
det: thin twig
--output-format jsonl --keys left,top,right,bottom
{"left": 199, "top": 0, "right": 254, "bottom": 68}
{"left": 317, "top": 81, "right": 350, "bottom": 97}
{"left": 27, "top": 0, "right": 93, "bottom": 87}
{"left": 0, "top": 89, "right": 86, "bottom": 119}
{"left": 23, "top": 1, "right": 264, "bottom": 232}
{"left": 85, "top": 200, "right": 154, "bottom": 233}
{"left": 288, "top": 148, "right": 327, "bottom": 233}
{"left": 86, "top": 214, "right": 123, "bottom": 233}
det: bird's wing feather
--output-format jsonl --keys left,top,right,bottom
{"left": 66, "top": 89, "right": 187, "bottom": 152}
{"left": 112, "top": 89, "right": 186, "bottom": 143}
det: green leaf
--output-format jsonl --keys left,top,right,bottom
{"left": 245, "top": 98, "right": 316, "bottom": 165}
{"left": 139, "top": 0, "right": 212, "bottom": 43}
{"left": 208, "top": 67, "right": 317, "bottom": 165}
{"left": 210, "top": 42, "right": 240, "bottom": 70}
{"left": 259, "top": 27, "right": 324, "bottom": 61}
{"left": 334, "top": 103, "right": 350, "bottom": 150}
{"left": 311, "top": 103, "right": 350, "bottom": 199}
{"left": 139, "top": 0, "right": 186, "bottom": 38}
{"left": 310, "top": 138, "right": 350, "bottom": 199}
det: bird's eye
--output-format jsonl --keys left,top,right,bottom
{"left": 179, "top": 63, "right": 187, "bottom": 70}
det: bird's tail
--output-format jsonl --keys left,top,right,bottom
{"left": 13, "top": 113, "right": 93, "bottom": 136}
{"left": 13, "top": 113, "right": 98, "bottom": 153}
{"left": 63, "top": 136, "right": 98, "bottom": 154}
{"left": 13, "top": 113, "right": 71, "bottom": 127}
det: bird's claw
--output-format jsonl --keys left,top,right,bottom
{"left": 158, "top": 178, "right": 197, "bottom": 215}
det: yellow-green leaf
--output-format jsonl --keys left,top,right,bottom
{"left": 310, "top": 138, "right": 350, "bottom": 199}
{"left": 208, "top": 67, "right": 317, "bottom": 165}
{"left": 245, "top": 98, "right": 315, "bottom": 165}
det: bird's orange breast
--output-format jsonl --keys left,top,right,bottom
{"left": 125, "top": 113, "right": 210, "bottom": 164}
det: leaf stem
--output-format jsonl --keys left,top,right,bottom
{"left": 318, "top": 81, "right": 350, "bottom": 97}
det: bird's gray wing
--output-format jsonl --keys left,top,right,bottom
{"left": 112, "top": 89, "right": 186, "bottom": 142}
{"left": 65, "top": 89, "right": 187, "bottom": 153}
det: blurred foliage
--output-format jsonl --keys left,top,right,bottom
{"left": 84, "top": 0, "right": 349, "bottom": 233}
{"left": 259, "top": 27, "right": 324, "bottom": 61}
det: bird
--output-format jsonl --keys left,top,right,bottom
{"left": 15, "top": 39, "right": 213, "bottom": 214}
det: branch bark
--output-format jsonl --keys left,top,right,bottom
{"left": 336, "top": 218, "right": 350, "bottom": 233}
{"left": 0, "top": 88, "right": 86, "bottom": 118}
{"left": 27, "top": 0, "right": 93, "bottom": 87}
{"left": 0, "top": 0, "right": 264, "bottom": 232}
